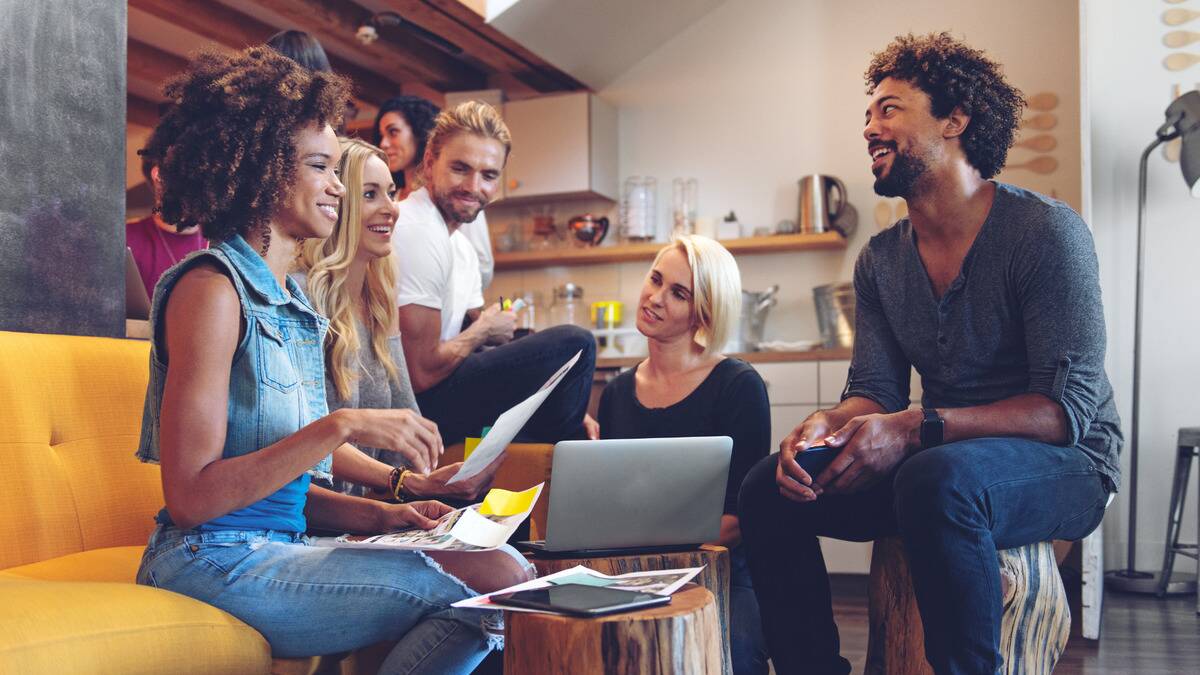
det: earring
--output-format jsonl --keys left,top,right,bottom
{"left": 258, "top": 222, "right": 271, "bottom": 257}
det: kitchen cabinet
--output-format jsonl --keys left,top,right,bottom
{"left": 500, "top": 92, "right": 617, "bottom": 202}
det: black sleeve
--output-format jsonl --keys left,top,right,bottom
{"left": 714, "top": 366, "right": 771, "bottom": 515}
{"left": 596, "top": 376, "right": 616, "bottom": 440}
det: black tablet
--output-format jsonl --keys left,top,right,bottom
{"left": 491, "top": 583, "right": 671, "bottom": 616}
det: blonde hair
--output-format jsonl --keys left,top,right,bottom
{"left": 300, "top": 138, "right": 400, "bottom": 402}
{"left": 653, "top": 235, "right": 742, "bottom": 356}
{"left": 422, "top": 101, "right": 512, "bottom": 174}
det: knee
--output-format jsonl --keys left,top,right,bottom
{"left": 893, "top": 447, "right": 981, "bottom": 529}
{"left": 738, "top": 454, "right": 781, "bottom": 530}
{"left": 488, "top": 551, "right": 536, "bottom": 592}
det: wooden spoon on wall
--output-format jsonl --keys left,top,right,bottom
{"left": 1021, "top": 113, "right": 1058, "bottom": 131}
{"left": 1014, "top": 134, "right": 1057, "bottom": 152}
{"left": 1027, "top": 92, "right": 1059, "bottom": 111}
{"left": 1163, "top": 8, "right": 1200, "bottom": 26}
{"left": 1164, "top": 52, "right": 1200, "bottom": 71}
{"left": 873, "top": 202, "right": 892, "bottom": 229}
{"left": 1006, "top": 156, "right": 1059, "bottom": 174}
{"left": 1164, "top": 30, "right": 1200, "bottom": 49}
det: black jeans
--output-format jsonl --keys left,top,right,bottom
{"left": 738, "top": 438, "right": 1110, "bottom": 675}
{"left": 415, "top": 324, "right": 596, "bottom": 447}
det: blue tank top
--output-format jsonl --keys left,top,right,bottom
{"left": 136, "top": 235, "right": 333, "bottom": 532}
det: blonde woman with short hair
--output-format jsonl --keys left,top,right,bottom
{"left": 596, "top": 234, "right": 769, "bottom": 675}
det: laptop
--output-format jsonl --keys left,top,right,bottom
{"left": 518, "top": 436, "right": 732, "bottom": 557}
{"left": 125, "top": 247, "right": 152, "bottom": 320}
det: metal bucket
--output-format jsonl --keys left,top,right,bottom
{"left": 729, "top": 285, "right": 778, "bottom": 352}
{"left": 813, "top": 282, "right": 855, "bottom": 349}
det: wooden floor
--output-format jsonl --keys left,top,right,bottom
{"left": 822, "top": 576, "right": 1200, "bottom": 674}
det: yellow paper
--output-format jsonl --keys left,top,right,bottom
{"left": 478, "top": 485, "right": 541, "bottom": 517}
{"left": 463, "top": 437, "right": 481, "bottom": 461}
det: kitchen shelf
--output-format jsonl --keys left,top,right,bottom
{"left": 595, "top": 347, "right": 852, "bottom": 370}
{"left": 493, "top": 231, "right": 846, "bottom": 270}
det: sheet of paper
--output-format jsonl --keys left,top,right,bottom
{"left": 453, "top": 564, "right": 705, "bottom": 614}
{"left": 478, "top": 485, "right": 541, "bottom": 517}
{"left": 447, "top": 349, "right": 583, "bottom": 484}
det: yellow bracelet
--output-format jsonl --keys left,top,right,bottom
{"left": 392, "top": 468, "right": 410, "bottom": 502}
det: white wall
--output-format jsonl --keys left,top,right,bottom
{"left": 1084, "top": 0, "right": 1200, "bottom": 574}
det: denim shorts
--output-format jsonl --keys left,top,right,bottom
{"left": 137, "top": 525, "right": 514, "bottom": 673}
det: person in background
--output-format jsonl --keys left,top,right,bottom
{"left": 392, "top": 101, "right": 596, "bottom": 448}
{"left": 376, "top": 95, "right": 494, "bottom": 291}
{"left": 133, "top": 47, "right": 530, "bottom": 673}
{"left": 596, "top": 234, "right": 769, "bottom": 675}
{"left": 296, "top": 137, "right": 500, "bottom": 503}
{"left": 738, "top": 33, "right": 1119, "bottom": 675}
{"left": 125, "top": 153, "right": 205, "bottom": 298}
{"left": 266, "top": 29, "right": 356, "bottom": 131}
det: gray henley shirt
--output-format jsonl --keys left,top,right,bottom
{"left": 843, "top": 182, "right": 1122, "bottom": 491}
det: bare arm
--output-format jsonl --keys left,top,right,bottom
{"left": 399, "top": 303, "right": 514, "bottom": 393}
{"left": 330, "top": 444, "right": 393, "bottom": 492}
{"left": 304, "top": 485, "right": 452, "bottom": 533}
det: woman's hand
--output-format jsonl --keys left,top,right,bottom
{"left": 404, "top": 456, "right": 503, "bottom": 502}
{"left": 338, "top": 408, "right": 442, "bottom": 474}
{"left": 584, "top": 413, "right": 600, "bottom": 440}
{"left": 378, "top": 500, "right": 455, "bottom": 531}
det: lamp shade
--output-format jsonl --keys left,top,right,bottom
{"left": 1164, "top": 90, "right": 1200, "bottom": 197}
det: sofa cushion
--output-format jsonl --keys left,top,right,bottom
{"left": 2, "top": 546, "right": 144, "bottom": 583}
{"left": 0, "top": 577, "right": 271, "bottom": 674}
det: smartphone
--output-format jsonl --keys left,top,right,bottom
{"left": 491, "top": 583, "right": 671, "bottom": 616}
{"left": 794, "top": 445, "right": 838, "bottom": 480}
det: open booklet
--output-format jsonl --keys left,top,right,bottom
{"left": 453, "top": 564, "right": 705, "bottom": 614}
{"left": 310, "top": 484, "right": 543, "bottom": 553}
{"left": 446, "top": 349, "right": 584, "bottom": 484}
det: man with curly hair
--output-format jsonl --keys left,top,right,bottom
{"left": 739, "top": 33, "right": 1120, "bottom": 674}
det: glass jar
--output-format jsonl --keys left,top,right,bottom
{"left": 547, "top": 283, "right": 586, "bottom": 328}
{"left": 621, "top": 176, "right": 656, "bottom": 242}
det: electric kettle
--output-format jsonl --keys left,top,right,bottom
{"left": 798, "top": 175, "right": 847, "bottom": 234}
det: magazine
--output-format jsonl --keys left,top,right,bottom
{"left": 453, "top": 564, "right": 705, "bottom": 614}
{"left": 311, "top": 484, "right": 543, "bottom": 552}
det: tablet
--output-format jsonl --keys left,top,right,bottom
{"left": 491, "top": 583, "right": 671, "bottom": 616}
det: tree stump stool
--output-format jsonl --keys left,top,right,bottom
{"left": 865, "top": 537, "right": 1071, "bottom": 675}
{"left": 526, "top": 545, "right": 732, "bottom": 675}
{"left": 504, "top": 583, "right": 722, "bottom": 674}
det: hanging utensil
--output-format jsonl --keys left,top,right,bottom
{"left": 1006, "top": 156, "right": 1059, "bottom": 174}
{"left": 873, "top": 201, "right": 892, "bottom": 229}
{"left": 1164, "top": 52, "right": 1200, "bottom": 71}
{"left": 1164, "top": 30, "right": 1200, "bottom": 48}
{"left": 1027, "top": 92, "right": 1059, "bottom": 111}
{"left": 1163, "top": 8, "right": 1200, "bottom": 26}
{"left": 1014, "top": 134, "right": 1058, "bottom": 152}
{"left": 1021, "top": 113, "right": 1058, "bottom": 131}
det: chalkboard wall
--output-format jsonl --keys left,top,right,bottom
{"left": 0, "top": 1, "right": 126, "bottom": 337}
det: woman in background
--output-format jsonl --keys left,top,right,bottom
{"left": 597, "top": 234, "right": 770, "bottom": 675}
{"left": 297, "top": 137, "right": 499, "bottom": 502}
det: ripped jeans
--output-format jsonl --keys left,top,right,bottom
{"left": 137, "top": 526, "right": 527, "bottom": 674}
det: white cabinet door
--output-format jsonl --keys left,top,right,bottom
{"left": 501, "top": 92, "right": 616, "bottom": 201}
{"left": 769, "top": 405, "right": 818, "bottom": 454}
{"left": 817, "top": 359, "right": 850, "bottom": 407}
{"left": 756, "top": 362, "right": 819, "bottom": 406}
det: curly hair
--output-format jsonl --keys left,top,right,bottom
{"left": 142, "top": 47, "right": 350, "bottom": 242}
{"left": 865, "top": 32, "right": 1025, "bottom": 180}
{"left": 373, "top": 95, "right": 441, "bottom": 186}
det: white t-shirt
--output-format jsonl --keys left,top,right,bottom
{"left": 393, "top": 187, "right": 485, "bottom": 341}
{"left": 459, "top": 214, "right": 495, "bottom": 291}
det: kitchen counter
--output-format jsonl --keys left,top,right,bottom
{"left": 596, "top": 347, "right": 851, "bottom": 370}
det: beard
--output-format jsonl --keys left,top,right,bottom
{"left": 873, "top": 145, "right": 929, "bottom": 199}
{"left": 431, "top": 186, "right": 486, "bottom": 226}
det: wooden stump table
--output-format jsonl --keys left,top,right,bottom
{"left": 504, "top": 583, "right": 722, "bottom": 674}
{"left": 865, "top": 537, "right": 1071, "bottom": 675}
{"left": 525, "top": 545, "right": 732, "bottom": 675}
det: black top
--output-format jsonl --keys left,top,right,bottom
{"left": 846, "top": 182, "right": 1121, "bottom": 491}
{"left": 597, "top": 358, "right": 770, "bottom": 515}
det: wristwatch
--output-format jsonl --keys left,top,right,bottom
{"left": 920, "top": 408, "right": 944, "bottom": 449}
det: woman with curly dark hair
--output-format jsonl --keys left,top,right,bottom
{"left": 741, "top": 33, "right": 1118, "bottom": 674}
{"left": 376, "top": 95, "right": 494, "bottom": 289}
{"left": 134, "top": 47, "right": 530, "bottom": 673}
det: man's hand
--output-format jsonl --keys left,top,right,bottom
{"left": 378, "top": 500, "right": 455, "bottom": 531}
{"left": 776, "top": 410, "right": 840, "bottom": 503}
{"left": 584, "top": 413, "right": 600, "bottom": 440}
{"left": 815, "top": 409, "right": 922, "bottom": 495}
{"left": 338, "top": 408, "right": 443, "bottom": 474}
{"left": 404, "top": 457, "right": 502, "bottom": 502}
{"left": 475, "top": 303, "right": 516, "bottom": 345}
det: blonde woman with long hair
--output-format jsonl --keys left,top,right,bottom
{"left": 298, "top": 138, "right": 499, "bottom": 503}
{"left": 595, "top": 234, "right": 769, "bottom": 675}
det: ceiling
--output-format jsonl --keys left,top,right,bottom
{"left": 126, "top": 0, "right": 585, "bottom": 129}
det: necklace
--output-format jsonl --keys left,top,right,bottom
{"left": 151, "top": 220, "right": 181, "bottom": 266}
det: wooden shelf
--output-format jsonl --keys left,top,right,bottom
{"left": 596, "top": 347, "right": 852, "bottom": 370}
{"left": 493, "top": 231, "right": 846, "bottom": 270}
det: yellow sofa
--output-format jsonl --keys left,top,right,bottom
{"left": 0, "top": 329, "right": 555, "bottom": 674}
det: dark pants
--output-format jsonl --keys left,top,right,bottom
{"left": 738, "top": 438, "right": 1110, "bottom": 675}
{"left": 730, "top": 546, "right": 769, "bottom": 675}
{"left": 415, "top": 324, "right": 596, "bottom": 447}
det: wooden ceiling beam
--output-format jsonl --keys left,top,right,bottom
{"left": 247, "top": 0, "right": 485, "bottom": 91}
{"left": 127, "top": 38, "right": 190, "bottom": 96}
{"left": 128, "top": 0, "right": 398, "bottom": 106}
{"left": 413, "top": 0, "right": 586, "bottom": 92}
{"left": 127, "top": 93, "right": 162, "bottom": 128}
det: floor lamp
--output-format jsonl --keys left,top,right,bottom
{"left": 1106, "top": 90, "right": 1200, "bottom": 595}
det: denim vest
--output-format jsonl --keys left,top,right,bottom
{"left": 137, "top": 235, "right": 333, "bottom": 532}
